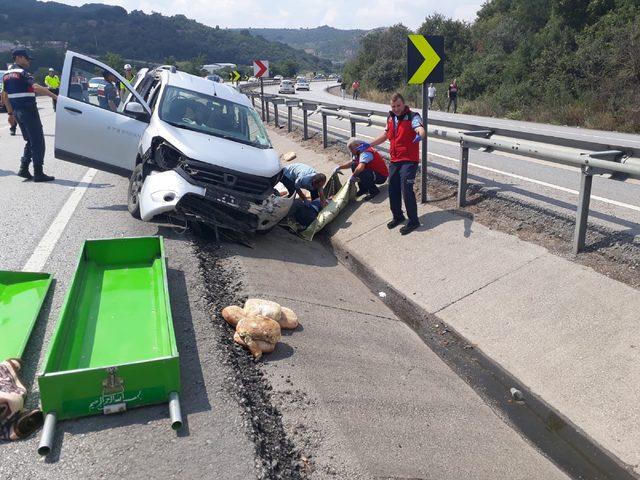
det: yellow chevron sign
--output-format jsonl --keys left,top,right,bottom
{"left": 407, "top": 35, "right": 444, "bottom": 85}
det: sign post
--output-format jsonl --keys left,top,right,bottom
{"left": 253, "top": 60, "right": 269, "bottom": 121}
{"left": 407, "top": 35, "right": 444, "bottom": 203}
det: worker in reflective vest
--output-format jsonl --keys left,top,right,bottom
{"left": 334, "top": 138, "right": 388, "bottom": 201}
{"left": 44, "top": 68, "right": 60, "bottom": 111}
{"left": 119, "top": 63, "right": 134, "bottom": 99}
{"left": 367, "top": 92, "right": 425, "bottom": 235}
{"left": 2, "top": 47, "right": 57, "bottom": 182}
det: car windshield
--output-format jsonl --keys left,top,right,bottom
{"left": 159, "top": 85, "right": 271, "bottom": 149}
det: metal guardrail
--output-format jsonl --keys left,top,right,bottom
{"left": 246, "top": 88, "right": 640, "bottom": 254}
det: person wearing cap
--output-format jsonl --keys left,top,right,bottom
{"left": 334, "top": 138, "right": 388, "bottom": 201}
{"left": 44, "top": 68, "right": 60, "bottom": 111}
{"left": 2, "top": 47, "right": 57, "bottom": 182}
{"left": 98, "top": 70, "right": 119, "bottom": 111}
{"left": 119, "top": 63, "right": 134, "bottom": 99}
{"left": 281, "top": 162, "right": 328, "bottom": 207}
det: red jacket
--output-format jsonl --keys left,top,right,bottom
{"left": 354, "top": 147, "right": 389, "bottom": 177}
{"left": 386, "top": 107, "right": 420, "bottom": 162}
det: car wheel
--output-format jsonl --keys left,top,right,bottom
{"left": 127, "top": 162, "right": 145, "bottom": 219}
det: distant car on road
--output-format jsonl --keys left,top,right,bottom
{"left": 87, "top": 77, "right": 107, "bottom": 96}
{"left": 273, "top": 75, "right": 283, "bottom": 83}
{"left": 314, "top": 74, "right": 326, "bottom": 80}
{"left": 295, "top": 78, "right": 310, "bottom": 91}
{"left": 248, "top": 76, "right": 258, "bottom": 82}
{"left": 278, "top": 79, "right": 295, "bottom": 94}
{"left": 206, "top": 74, "right": 223, "bottom": 83}
{"left": 0, "top": 70, "right": 6, "bottom": 112}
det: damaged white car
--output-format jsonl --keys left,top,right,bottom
{"left": 54, "top": 51, "right": 293, "bottom": 233}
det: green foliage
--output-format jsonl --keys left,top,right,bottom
{"left": 342, "top": 0, "right": 640, "bottom": 132}
{"left": 0, "top": 0, "right": 331, "bottom": 73}
{"left": 102, "top": 52, "right": 124, "bottom": 71}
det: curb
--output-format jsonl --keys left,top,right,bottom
{"left": 321, "top": 232, "right": 638, "bottom": 480}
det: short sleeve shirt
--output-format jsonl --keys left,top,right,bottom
{"left": 283, "top": 163, "right": 317, "bottom": 191}
{"left": 104, "top": 82, "right": 119, "bottom": 106}
{"left": 388, "top": 112, "right": 423, "bottom": 131}
{"left": 2, "top": 64, "right": 36, "bottom": 110}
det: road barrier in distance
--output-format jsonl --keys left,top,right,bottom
{"left": 248, "top": 89, "right": 640, "bottom": 254}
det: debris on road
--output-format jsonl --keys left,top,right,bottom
{"left": 281, "top": 151, "right": 297, "bottom": 162}
{"left": 222, "top": 298, "right": 300, "bottom": 359}
{"left": 510, "top": 387, "right": 524, "bottom": 402}
{"left": 0, "top": 359, "right": 44, "bottom": 441}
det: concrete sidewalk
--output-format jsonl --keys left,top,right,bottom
{"left": 268, "top": 128, "right": 640, "bottom": 476}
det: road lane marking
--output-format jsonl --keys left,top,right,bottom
{"left": 286, "top": 111, "right": 640, "bottom": 213}
{"left": 23, "top": 168, "right": 98, "bottom": 272}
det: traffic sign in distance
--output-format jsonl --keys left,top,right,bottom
{"left": 253, "top": 60, "right": 269, "bottom": 78}
{"left": 407, "top": 35, "right": 444, "bottom": 84}
{"left": 231, "top": 70, "right": 241, "bottom": 82}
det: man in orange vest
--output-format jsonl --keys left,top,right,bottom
{"left": 334, "top": 138, "right": 388, "bottom": 201}
{"left": 366, "top": 92, "right": 425, "bottom": 234}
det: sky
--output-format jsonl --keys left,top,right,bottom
{"left": 49, "top": 0, "right": 485, "bottom": 30}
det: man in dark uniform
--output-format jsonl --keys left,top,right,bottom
{"left": 97, "top": 70, "right": 119, "bottom": 111}
{"left": 367, "top": 92, "right": 425, "bottom": 235}
{"left": 2, "top": 48, "right": 57, "bottom": 181}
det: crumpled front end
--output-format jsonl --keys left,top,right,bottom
{"left": 139, "top": 170, "right": 205, "bottom": 222}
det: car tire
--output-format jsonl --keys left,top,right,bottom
{"left": 127, "top": 162, "right": 145, "bottom": 219}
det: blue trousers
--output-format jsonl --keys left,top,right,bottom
{"left": 15, "top": 105, "right": 45, "bottom": 168}
{"left": 388, "top": 161, "right": 418, "bottom": 223}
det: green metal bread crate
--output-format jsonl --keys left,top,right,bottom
{"left": 37, "top": 236, "right": 182, "bottom": 455}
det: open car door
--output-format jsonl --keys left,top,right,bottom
{"left": 54, "top": 51, "right": 151, "bottom": 176}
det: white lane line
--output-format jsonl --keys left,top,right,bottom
{"left": 288, "top": 112, "right": 640, "bottom": 214}
{"left": 23, "top": 168, "right": 98, "bottom": 272}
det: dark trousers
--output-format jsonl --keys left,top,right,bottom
{"left": 388, "top": 161, "right": 418, "bottom": 223}
{"left": 49, "top": 88, "right": 59, "bottom": 111}
{"left": 447, "top": 97, "right": 458, "bottom": 113}
{"left": 14, "top": 105, "right": 45, "bottom": 168}
{"left": 281, "top": 175, "right": 318, "bottom": 200}
{"left": 352, "top": 165, "right": 386, "bottom": 195}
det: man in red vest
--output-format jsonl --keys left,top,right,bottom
{"left": 367, "top": 93, "right": 425, "bottom": 235}
{"left": 334, "top": 138, "right": 389, "bottom": 201}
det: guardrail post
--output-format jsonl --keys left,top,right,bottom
{"left": 265, "top": 99, "right": 271, "bottom": 124}
{"left": 250, "top": 93, "right": 255, "bottom": 108}
{"left": 350, "top": 120, "right": 356, "bottom": 137}
{"left": 287, "top": 106, "right": 293, "bottom": 132}
{"left": 322, "top": 114, "right": 328, "bottom": 148}
{"left": 303, "top": 107, "right": 309, "bottom": 140}
{"left": 458, "top": 143, "right": 469, "bottom": 208}
{"left": 573, "top": 166, "right": 593, "bottom": 254}
{"left": 273, "top": 101, "right": 280, "bottom": 128}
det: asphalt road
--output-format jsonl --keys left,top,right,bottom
{"left": 0, "top": 99, "right": 569, "bottom": 479}
{"left": 263, "top": 82, "right": 640, "bottom": 239}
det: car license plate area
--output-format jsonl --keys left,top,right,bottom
{"left": 205, "top": 188, "right": 246, "bottom": 209}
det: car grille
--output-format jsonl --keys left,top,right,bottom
{"left": 180, "top": 160, "right": 277, "bottom": 197}
{"left": 177, "top": 193, "right": 258, "bottom": 232}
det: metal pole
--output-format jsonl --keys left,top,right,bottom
{"left": 350, "top": 120, "right": 356, "bottom": 137}
{"left": 573, "top": 167, "right": 593, "bottom": 254}
{"left": 303, "top": 108, "right": 309, "bottom": 140}
{"left": 322, "top": 114, "right": 328, "bottom": 148}
{"left": 251, "top": 93, "right": 255, "bottom": 108}
{"left": 458, "top": 143, "right": 469, "bottom": 208}
{"left": 273, "top": 102, "right": 279, "bottom": 128}
{"left": 260, "top": 77, "right": 265, "bottom": 121}
{"left": 287, "top": 106, "right": 293, "bottom": 132}
{"left": 169, "top": 391, "right": 183, "bottom": 430}
{"left": 421, "top": 82, "right": 428, "bottom": 203}
{"left": 37, "top": 412, "right": 57, "bottom": 456}
{"left": 265, "top": 99, "right": 271, "bottom": 123}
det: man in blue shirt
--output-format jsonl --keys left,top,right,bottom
{"left": 2, "top": 48, "right": 58, "bottom": 181}
{"left": 97, "top": 70, "right": 119, "bottom": 111}
{"left": 281, "top": 163, "right": 328, "bottom": 207}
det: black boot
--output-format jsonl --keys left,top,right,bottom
{"left": 33, "top": 165, "right": 55, "bottom": 183}
{"left": 17, "top": 163, "right": 32, "bottom": 180}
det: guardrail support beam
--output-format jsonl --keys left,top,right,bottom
{"left": 265, "top": 100, "right": 271, "bottom": 124}
{"left": 273, "top": 102, "right": 279, "bottom": 128}
{"left": 322, "top": 114, "right": 328, "bottom": 148}
{"left": 303, "top": 109, "right": 309, "bottom": 140}
{"left": 287, "top": 106, "right": 293, "bottom": 132}
{"left": 350, "top": 120, "right": 356, "bottom": 137}
{"left": 458, "top": 144, "right": 469, "bottom": 208}
{"left": 573, "top": 167, "right": 594, "bottom": 254}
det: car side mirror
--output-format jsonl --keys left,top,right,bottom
{"left": 124, "top": 102, "right": 150, "bottom": 122}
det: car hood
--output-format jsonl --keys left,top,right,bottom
{"left": 153, "top": 119, "right": 281, "bottom": 177}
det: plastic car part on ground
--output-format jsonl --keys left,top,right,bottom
{"left": 299, "top": 173, "right": 356, "bottom": 241}
{"left": 222, "top": 299, "right": 299, "bottom": 359}
{"left": 37, "top": 236, "right": 182, "bottom": 455}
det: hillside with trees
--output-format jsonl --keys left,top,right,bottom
{"left": 233, "top": 26, "right": 366, "bottom": 63}
{"left": 0, "top": 0, "right": 331, "bottom": 77}
{"left": 343, "top": 0, "right": 640, "bottom": 132}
